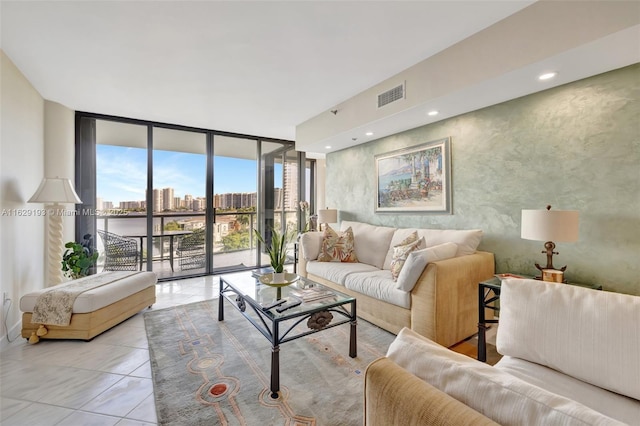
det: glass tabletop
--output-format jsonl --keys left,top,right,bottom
{"left": 482, "top": 274, "right": 602, "bottom": 291}
{"left": 220, "top": 270, "right": 354, "bottom": 319}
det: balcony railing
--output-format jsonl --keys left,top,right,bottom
{"left": 96, "top": 210, "right": 298, "bottom": 279}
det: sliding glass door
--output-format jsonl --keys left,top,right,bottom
{"left": 152, "top": 127, "right": 208, "bottom": 278}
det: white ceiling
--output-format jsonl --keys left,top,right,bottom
{"left": 1, "top": 1, "right": 638, "bottom": 157}
{"left": 1, "top": 1, "right": 535, "bottom": 144}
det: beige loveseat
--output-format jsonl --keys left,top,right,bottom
{"left": 365, "top": 279, "right": 640, "bottom": 425}
{"left": 298, "top": 220, "right": 495, "bottom": 347}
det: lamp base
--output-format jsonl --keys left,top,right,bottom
{"left": 533, "top": 240, "right": 568, "bottom": 283}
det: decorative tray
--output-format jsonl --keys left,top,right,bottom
{"left": 258, "top": 272, "right": 300, "bottom": 287}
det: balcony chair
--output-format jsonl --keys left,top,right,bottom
{"left": 176, "top": 229, "right": 206, "bottom": 271}
{"left": 97, "top": 230, "right": 140, "bottom": 271}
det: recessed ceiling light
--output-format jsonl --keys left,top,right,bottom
{"left": 325, "top": 145, "right": 332, "bottom": 149}
{"left": 427, "top": 110, "right": 439, "bottom": 116}
{"left": 365, "top": 132, "right": 373, "bottom": 136}
{"left": 539, "top": 72, "right": 557, "bottom": 81}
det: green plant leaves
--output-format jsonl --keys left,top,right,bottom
{"left": 61, "top": 241, "right": 99, "bottom": 279}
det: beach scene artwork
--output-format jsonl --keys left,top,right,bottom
{"left": 375, "top": 138, "right": 451, "bottom": 213}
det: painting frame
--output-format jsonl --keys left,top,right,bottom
{"left": 375, "top": 137, "right": 452, "bottom": 214}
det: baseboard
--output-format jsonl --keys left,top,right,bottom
{"left": 0, "top": 321, "right": 23, "bottom": 352}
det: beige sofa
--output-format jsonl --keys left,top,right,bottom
{"left": 365, "top": 279, "right": 640, "bottom": 425}
{"left": 298, "top": 220, "right": 495, "bottom": 347}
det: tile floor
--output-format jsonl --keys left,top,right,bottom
{"left": 1, "top": 275, "right": 493, "bottom": 425}
{"left": 0, "top": 276, "right": 219, "bottom": 426}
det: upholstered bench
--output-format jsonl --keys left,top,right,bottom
{"left": 20, "top": 271, "right": 157, "bottom": 342}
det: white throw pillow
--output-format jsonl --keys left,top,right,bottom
{"left": 497, "top": 278, "right": 640, "bottom": 401}
{"left": 387, "top": 328, "right": 623, "bottom": 426}
{"left": 421, "top": 228, "right": 483, "bottom": 257}
{"left": 300, "top": 231, "right": 323, "bottom": 261}
{"left": 395, "top": 242, "right": 458, "bottom": 292}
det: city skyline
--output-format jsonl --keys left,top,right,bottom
{"left": 97, "top": 145, "right": 283, "bottom": 204}
{"left": 97, "top": 187, "right": 271, "bottom": 211}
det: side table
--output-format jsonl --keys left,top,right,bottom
{"left": 477, "top": 276, "right": 602, "bottom": 362}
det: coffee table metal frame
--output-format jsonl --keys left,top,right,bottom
{"left": 218, "top": 271, "right": 357, "bottom": 398}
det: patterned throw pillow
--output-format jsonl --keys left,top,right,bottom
{"left": 390, "top": 235, "right": 426, "bottom": 281}
{"left": 317, "top": 225, "right": 358, "bottom": 263}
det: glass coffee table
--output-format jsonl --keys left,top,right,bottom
{"left": 218, "top": 270, "right": 357, "bottom": 398}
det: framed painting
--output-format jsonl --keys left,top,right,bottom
{"left": 375, "top": 137, "right": 451, "bottom": 213}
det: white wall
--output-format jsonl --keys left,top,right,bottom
{"left": 0, "top": 52, "right": 75, "bottom": 348}
{"left": 1, "top": 50, "right": 45, "bottom": 346}
{"left": 44, "top": 100, "right": 77, "bottom": 264}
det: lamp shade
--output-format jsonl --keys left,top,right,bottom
{"left": 317, "top": 208, "right": 338, "bottom": 224}
{"left": 28, "top": 177, "right": 82, "bottom": 204}
{"left": 521, "top": 209, "right": 579, "bottom": 242}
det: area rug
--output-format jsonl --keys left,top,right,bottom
{"left": 144, "top": 299, "right": 396, "bottom": 425}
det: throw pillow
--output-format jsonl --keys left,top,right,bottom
{"left": 395, "top": 242, "right": 458, "bottom": 292}
{"left": 390, "top": 236, "right": 425, "bottom": 281}
{"left": 317, "top": 225, "right": 358, "bottom": 263}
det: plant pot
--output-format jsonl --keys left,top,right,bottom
{"left": 272, "top": 272, "right": 286, "bottom": 284}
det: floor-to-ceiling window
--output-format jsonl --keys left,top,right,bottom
{"left": 76, "top": 112, "right": 303, "bottom": 281}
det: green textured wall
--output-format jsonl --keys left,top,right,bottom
{"left": 326, "top": 64, "right": 640, "bottom": 295}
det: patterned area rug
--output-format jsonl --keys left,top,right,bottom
{"left": 144, "top": 299, "right": 396, "bottom": 425}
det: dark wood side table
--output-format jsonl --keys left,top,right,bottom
{"left": 477, "top": 276, "right": 602, "bottom": 362}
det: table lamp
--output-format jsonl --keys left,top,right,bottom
{"left": 521, "top": 205, "right": 579, "bottom": 281}
{"left": 317, "top": 208, "right": 338, "bottom": 231}
{"left": 29, "top": 177, "right": 82, "bottom": 286}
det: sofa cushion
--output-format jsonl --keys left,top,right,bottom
{"left": 344, "top": 270, "right": 410, "bottom": 308}
{"left": 300, "top": 231, "right": 323, "bottom": 261}
{"left": 387, "top": 328, "right": 624, "bottom": 426}
{"left": 422, "top": 228, "right": 482, "bottom": 257}
{"left": 383, "top": 228, "right": 482, "bottom": 269}
{"left": 390, "top": 236, "right": 425, "bottom": 281}
{"left": 340, "top": 220, "right": 395, "bottom": 269}
{"left": 395, "top": 242, "right": 458, "bottom": 292}
{"left": 495, "top": 356, "right": 640, "bottom": 426}
{"left": 497, "top": 278, "right": 640, "bottom": 401}
{"left": 306, "top": 260, "right": 379, "bottom": 285}
{"left": 317, "top": 225, "right": 358, "bottom": 263}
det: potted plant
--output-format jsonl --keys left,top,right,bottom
{"left": 61, "top": 234, "right": 99, "bottom": 279}
{"left": 254, "top": 227, "right": 293, "bottom": 283}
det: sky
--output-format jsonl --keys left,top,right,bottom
{"left": 97, "top": 145, "right": 280, "bottom": 204}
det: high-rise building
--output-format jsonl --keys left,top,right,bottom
{"left": 192, "top": 198, "right": 205, "bottom": 211}
{"left": 163, "top": 188, "right": 174, "bottom": 211}
{"left": 283, "top": 162, "right": 299, "bottom": 211}
{"left": 184, "top": 194, "right": 193, "bottom": 210}
{"left": 153, "top": 189, "right": 163, "bottom": 212}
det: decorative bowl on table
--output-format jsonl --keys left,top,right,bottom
{"left": 258, "top": 272, "right": 300, "bottom": 287}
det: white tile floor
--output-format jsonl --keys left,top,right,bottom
{"left": 0, "top": 276, "right": 219, "bottom": 426}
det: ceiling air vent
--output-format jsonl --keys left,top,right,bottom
{"left": 377, "top": 82, "right": 405, "bottom": 108}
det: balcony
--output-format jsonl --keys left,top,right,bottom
{"left": 96, "top": 210, "right": 298, "bottom": 280}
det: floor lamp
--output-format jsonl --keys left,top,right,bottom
{"left": 29, "top": 177, "right": 82, "bottom": 286}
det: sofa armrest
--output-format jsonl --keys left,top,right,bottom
{"left": 364, "top": 357, "right": 498, "bottom": 426}
{"left": 410, "top": 251, "right": 495, "bottom": 347}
